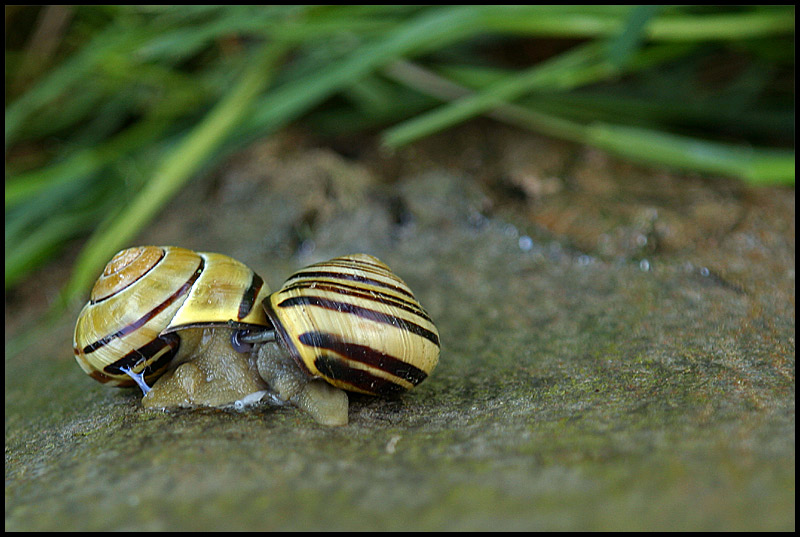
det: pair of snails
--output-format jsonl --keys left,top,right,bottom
{"left": 73, "top": 246, "right": 440, "bottom": 425}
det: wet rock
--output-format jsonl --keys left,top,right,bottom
{"left": 5, "top": 126, "right": 794, "bottom": 531}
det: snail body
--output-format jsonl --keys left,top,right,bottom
{"left": 73, "top": 247, "right": 440, "bottom": 425}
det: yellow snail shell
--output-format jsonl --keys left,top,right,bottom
{"left": 263, "top": 253, "right": 440, "bottom": 396}
{"left": 73, "top": 245, "right": 271, "bottom": 387}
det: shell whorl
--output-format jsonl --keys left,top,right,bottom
{"left": 264, "top": 254, "right": 440, "bottom": 396}
{"left": 90, "top": 246, "right": 164, "bottom": 302}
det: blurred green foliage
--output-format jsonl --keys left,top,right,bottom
{"left": 4, "top": 5, "right": 795, "bottom": 302}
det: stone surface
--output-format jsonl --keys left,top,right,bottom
{"left": 5, "top": 124, "right": 794, "bottom": 531}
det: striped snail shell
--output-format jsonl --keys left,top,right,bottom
{"left": 262, "top": 254, "right": 440, "bottom": 397}
{"left": 73, "top": 246, "right": 272, "bottom": 388}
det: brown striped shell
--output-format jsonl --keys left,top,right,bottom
{"left": 264, "top": 254, "right": 440, "bottom": 396}
{"left": 73, "top": 246, "right": 272, "bottom": 387}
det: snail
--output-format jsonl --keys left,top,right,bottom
{"left": 73, "top": 246, "right": 274, "bottom": 406}
{"left": 73, "top": 246, "right": 440, "bottom": 425}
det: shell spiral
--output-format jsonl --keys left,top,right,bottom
{"left": 73, "top": 246, "right": 271, "bottom": 386}
{"left": 264, "top": 254, "right": 440, "bottom": 396}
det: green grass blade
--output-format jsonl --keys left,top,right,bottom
{"left": 5, "top": 23, "right": 136, "bottom": 147}
{"left": 5, "top": 117, "right": 171, "bottom": 209}
{"left": 381, "top": 58, "right": 794, "bottom": 185}
{"left": 238, "top": 5, "right": 490, "bottom": 138}
{"left": 5, "top": 210, "right": 100, "bottom": 289}
{"left": 605, "top": 5, "right": 665, "bottom": 67}
{"left": 60, "top": 42, "right": 289, "bottom": 306}
{"left": 585, "top": 123, "right": 795, "bottom": 185}
{"left": 382, "top": 42, "right": 609, "bottom": 148}
{"left": 478, "top": 5, "right": 794, "bottom": 40}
